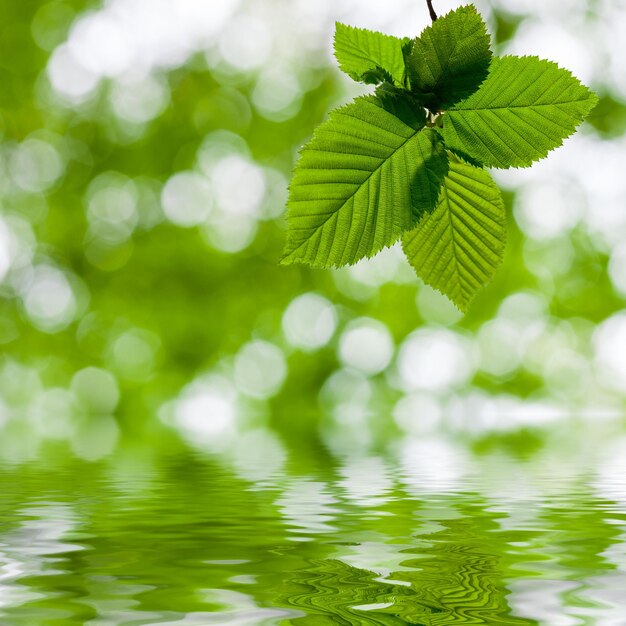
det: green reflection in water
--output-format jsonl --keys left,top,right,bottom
{"left": 0, "top": 450, "right": 625, "bottom": 625}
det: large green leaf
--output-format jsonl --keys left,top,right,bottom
{"left": 334, "top": 23, "right": 407, "bottom": 85}
{"left": 407, "top": 5, "right": 492, "bottom": 110}
{"left": 441, "top": 55, "right": 598, "bottom": 168}
{"left": 282, "top": 97, "right": 448, "bottom": 268}
{"left": 402, "top": 156, "right": 506, "bottom": 311}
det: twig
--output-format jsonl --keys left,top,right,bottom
{"left": 426, "top": 0, "right": 438, "bottom": 21}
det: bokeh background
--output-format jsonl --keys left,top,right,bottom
{"left": 1, "top": 0, "right": 626, "bottom": 466}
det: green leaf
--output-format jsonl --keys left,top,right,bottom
{"left": 334, "top": 23, "right": 407, "bottom": 86}
{"left": 408, "top": 125, "right": 449, "bottom": 222}
{"left": 441, "top": 55, "right": 599, "bottom": 168}
{"left": 373, "top": 85, "right": 427, "bottom": 130}
{"left": 407, "top": 5, "right": 492, "bottom": 110}
{"left": 402, "top": 156, "right": 506, "bottom": 311}
{"left": 282, "top": 97, "right": 448, "bottom": 268}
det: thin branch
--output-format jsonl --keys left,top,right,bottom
{"left": 426, "top": 0, "right": 438, "bottom": 21}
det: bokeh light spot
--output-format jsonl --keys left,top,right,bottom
{"left": 47, "top": 43, "right": 99, "bottom": 102}
{"left": 234, "top": 340, "right": 287, "bottom": 399}
{"left": 10, "top": 139, "right": 64, "bottom": 193}
{"left": 594, "top": 313, "right": 626, "bottom": 392}
{"left": 171, "top": 375, "right": 238, "bottom": 450}
{"left": 338, "top": 318, "right": 394, "bottom": 376}
{"left": 71, "top": 367, "right": 120, "bottom": 415}
{"left": 218, "top": 15, "right": 272, "bottom": 72}
{"left": 22, "top": 266, "right": 78, "bottom": 333}
{"left": 210, "top": 155, "right": 266, "bottom": 218}
{"left": 161, "top": 171, "right": 213, "bottom": 227}
{"left": 397, "top": 329, "right": 474, "bottom": 392}
{"left": 252, "top": 67, "right": 302, "bottom": 122}
{"left": 110, "top": 329, "right": 160, "bottom": 382}
{"left": 282, "top": 293, "right": 337, "bottom": 351}
{"left": 110, "top": 74, "right": 170, "bottom": 124}
{"left": 86, "top": 172, "right": 138, "bottom": 244}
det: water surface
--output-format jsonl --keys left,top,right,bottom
{"left": 1, "top": 443, "right": 626, "bottom": 625}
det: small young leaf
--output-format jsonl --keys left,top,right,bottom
{"left": 441, "top": 55, "right": 599, "bottom": 168}
{"left": 373, "top": 86, "right": 427, "bottom": 130}
{"left": 445, "top": 145, "right": 485, "bottom": 169}
{"left": 402, "top": 156, "right": 506, "bottom": 311}
{"left": 334, "top": 23, "right": 407, "bottom": 86}
{"left": 407, "top": 5, "right": 492, "bottom": 110}
{"left": 360, "top": 67, "right": 394, "bottom": 85}
{"left": 282, "top": 97, "right": 447, "bottom": 268}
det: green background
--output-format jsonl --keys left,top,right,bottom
{"left": 0, "top": 0, "right": 625, "bottom": 459}
{"left": 2, "top": 2, "right": 626, "bottom": 624}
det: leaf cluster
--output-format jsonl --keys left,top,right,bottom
{"left": 282, "top": 4, "right": 598, "bottom": 311}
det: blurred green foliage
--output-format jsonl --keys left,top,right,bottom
{"left": 0, "top": 0, "right": 625, "bottom": 463}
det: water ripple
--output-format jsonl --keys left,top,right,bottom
{"left": 0, "top": 455, "right": 625, "bottom": 624}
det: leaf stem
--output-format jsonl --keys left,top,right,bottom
{"left": 426, "top": 0, "right": 437, "bottom": 21}
{"left": 426, "top": 111, "right": 443, "bottom": 128}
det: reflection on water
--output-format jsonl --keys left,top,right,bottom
{"left": 1, "top": 440, "right": 626, "bottom": 625}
